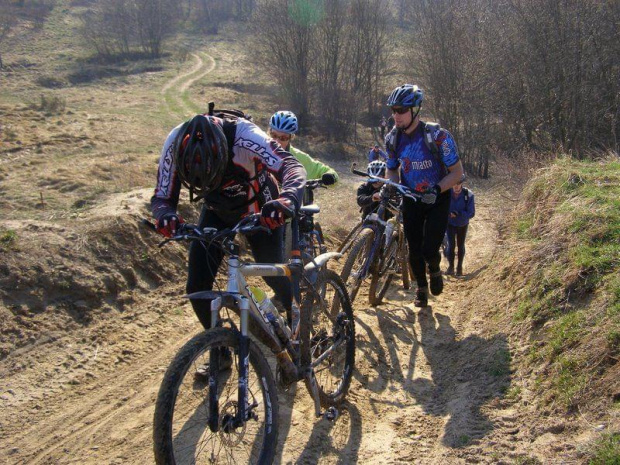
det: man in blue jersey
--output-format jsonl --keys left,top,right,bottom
{"left": 385, "top": 84, "right": 464, "bottom": 307}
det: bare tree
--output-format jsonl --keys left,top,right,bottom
{"left": 252, "top": 0, "right": 319, "bottom": 116}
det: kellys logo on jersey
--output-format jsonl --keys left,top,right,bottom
{"left": 157, "top": 145, "right": 175, "bottom": 197}
{"left": 236, "top": 137, "right": 280, "bottom": 167}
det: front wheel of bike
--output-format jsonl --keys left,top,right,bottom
{"left": 301, "top": 269, "right": 355, "bottom": 407}
{"left": 153, "top": 328, "right": 278, "bottom": 465}
{"left": 369, "top": 232, "right": 399, "bottom": 305}
{"left": 340, "top": 227, "right": 375, "bottom": 303}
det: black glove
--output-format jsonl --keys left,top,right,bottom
{"left": 321, "top": 173, "right": 337, "bottom": 186}
{"left": 260, "top": 198, "right": 294, "bottom": 229}
{"left": 156, "top": 213, "right": 184, "bottom": 238}
{"left": 421, "top": 185, "right": 441, "bottom": 205}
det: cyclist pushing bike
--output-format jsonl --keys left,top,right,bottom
{"left": 385, "top": 84, "right": 464, "bottom": 307}
{"left": 151, "top": 110, "right": 307, "bottom": 333}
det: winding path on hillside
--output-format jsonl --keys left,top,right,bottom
{"left": 161, "top": 51, "right": 216, "bottom": 118}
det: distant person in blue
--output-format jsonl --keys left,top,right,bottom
{"left": 445, "top": 179, "right": 475, "bottom": 276}
{"left": 385, "top": 84, "right": 464, "bottom": 307}
{"left": 368, "top": 143, "right": 387, "bottom": 162}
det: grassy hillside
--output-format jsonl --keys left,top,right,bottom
{"left": 490, "top": 156, "right": 619, "bottom": 460}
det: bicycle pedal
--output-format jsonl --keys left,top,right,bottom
{"left": 323, "top": 406, "right": 339, "bottom": 422}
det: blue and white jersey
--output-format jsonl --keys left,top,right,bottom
{"left": 385, "top": 122, "right": 459, "bottom": 192}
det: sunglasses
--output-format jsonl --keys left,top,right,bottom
{"left": 391, "top": 106, "right": 417, "bottom": 115}
{"left": 270, "top": 132, "right": 291, "bottom": 143}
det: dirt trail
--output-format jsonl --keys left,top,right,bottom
{"left": 0, "top": 174, "right": 541, "bottom": 464}
{"left": 0, "top": 44, "right": 546, "bottom": 463}
{"left": 162, "top": 52, "right": 216, "bottom": 118}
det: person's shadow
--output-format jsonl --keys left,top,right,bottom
{"left": 406, "top": 306, "right": 511, "bottom": 447}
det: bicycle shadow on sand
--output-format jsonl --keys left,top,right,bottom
{"left": 286, "top": 401, "right": 362, "bottom": 464}
{"left": 353, "top": 301, "right": 423, "bottom": 395}
{"left": 406, "top": 306, "right": 511, "bottom": 448}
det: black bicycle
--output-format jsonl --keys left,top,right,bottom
{"left": 283, "top": 179, "right": 328, "bottom": 264}
{"left": 146, "top": 211, "right": 355, "bottom": 464}
{"left": 340, "top": 164, "right": 420, "bottom": 305}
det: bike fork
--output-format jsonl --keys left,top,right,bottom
{"left": 236, "top": 299, "right": 250, "bottom": 426}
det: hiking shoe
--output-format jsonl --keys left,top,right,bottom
{"left": 429, "top": 271, "right": 444, "bottom": 296}
{"left": 414, "top": 287, "right": 429, "bottom": 308}
{"left": 456, "top": 266, "right": 463, "bottom": 277}
{"left": 195, "top": 348, "right": 233, "bottom": 379}
{"left": 446, "top": 264, "right": 454, "bottom": 276}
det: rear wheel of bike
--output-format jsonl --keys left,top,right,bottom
{"left": 153, "top": 328, "right": 278, "bottom": 465}
{"left": 369, "top": 232, "right": 399, "bottom": 305}
{"left": 300, "top": 269, "right": 355, "bottom": 407}
{"left": 340, "top": 227, "right": 375, "bottom": 303}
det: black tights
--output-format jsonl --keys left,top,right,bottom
{"left": 186, "top": 207, "right": 292, "bottom": 330}
{"left": 402, "top": 193, "right": 450, "bottom": 289}
{"left": 446, "top": 224, "right": 468, "bottom": 267}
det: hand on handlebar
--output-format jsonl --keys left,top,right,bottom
{"left": 321, "top": 173, "right": 337, "bottom": 186}
{"left": 260, "top": 198, "right": 294, "bottom": 229}
{"left": 156, "top": 213, "right": 185, "bottom": 238}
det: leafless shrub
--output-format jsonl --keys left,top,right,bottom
{"left": 252, "top": 0, "right": 391, "bottom": 140}
{"left": 407, "top": 0, "right": 620, "bottom": 171}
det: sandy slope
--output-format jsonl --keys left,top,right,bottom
{"left": 0, "top": 176, "right": 550, "bottom": 465}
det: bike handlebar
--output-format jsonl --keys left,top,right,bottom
{"left": 350, "top": 162, "right": 421, "bottom": 201}
{"left": 142, "top": 214, "right": 269, "bottom": 248}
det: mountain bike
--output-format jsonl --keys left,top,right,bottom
{"left": 146, "top": 211, "right": 355, "bottom": 464}
{"left": 340, "top": 164, "right": 420, "bottom": 305}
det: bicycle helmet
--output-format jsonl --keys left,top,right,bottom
{"left": 173, "top": 114, "right": 229, "bottom": 199}
{"left": 386, "top": 84, "right": 423, "bottom": 108}
{"left": 269, "top": 111, "right": 299, "bottom": 134}
{"left": 367, "top": 160, "right": 387, "bottom": 177}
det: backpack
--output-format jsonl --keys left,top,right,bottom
{"left": 462, "top": 187, "right": 471, "bottom": 205}
{"left": 200, "top": 101, "right": 276, "bottom": 213}
{"left": 207, "top": 101, "right": 253, "bottom": 155}
{"left": 390, "top": 121, "right": 447, "bottom": 174}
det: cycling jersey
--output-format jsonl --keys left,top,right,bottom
{"left": 152, "top": 116, "right": 306, "bottom": 224}
{"left": 289, "top": 145, "right": 339, "bottom": 182}
{"left": 368, "top": 148, "right": 387, "bottom": 162}
{"left": 385, "top": 122, "right": 459, "bottom": 192}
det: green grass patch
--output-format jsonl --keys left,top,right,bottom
{"left": 554, "top": 355, "right": 587, "bottom": 407}
{"left": 0, "top": 230, "right": 18, "bottom": 249}
{"left": 547, "top": 311, "right": 585, "bottom": 358}
{"left": 488, "top": 348, "right": 512, "bottom": 377}
{"left": 588, "top": 432, "right": 620, "bottom": 465}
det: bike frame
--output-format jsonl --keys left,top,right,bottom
{"left": 187, "top": 216, "right": 339, "bottom": 429}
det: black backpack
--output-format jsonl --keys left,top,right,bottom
{"left": 207, "top": 101, "right": 253, "bottom": 155}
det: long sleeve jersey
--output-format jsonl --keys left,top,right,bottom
{"left": 151, "top": 116, "right": 306, "bottom": 224}
{"left": 289, "top": 145, "right": 339, "bottom": 182}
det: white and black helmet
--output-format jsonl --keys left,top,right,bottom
{"left": 367, "top": 160, "right": 387, "bottom": 177}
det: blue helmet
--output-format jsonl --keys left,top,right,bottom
{"left": 386, "top": 84, "right": 423, "bottom": 108}
{"left": 269, "top": 111, "right": 299, "bottom": 134}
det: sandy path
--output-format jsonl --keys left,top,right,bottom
{"left": 0, "top": 173, "right": 529, "bottom": 464}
